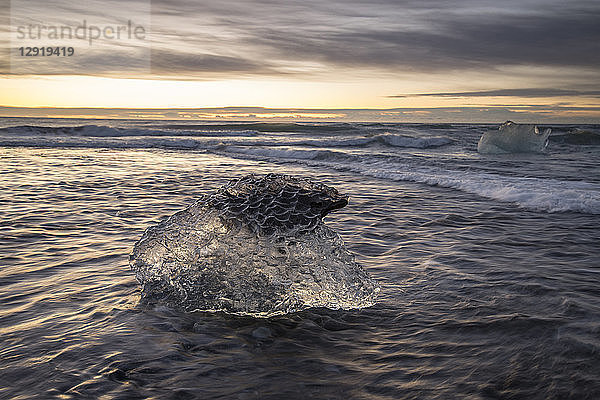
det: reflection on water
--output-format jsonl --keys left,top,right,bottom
{"left": 1, "top": 147, "right": 599, "bottom": 399}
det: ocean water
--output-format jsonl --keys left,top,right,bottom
{"left": 0, "top": 118, "right": 599, "bottom": 399}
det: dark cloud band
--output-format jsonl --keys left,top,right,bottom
{"left": 390, "top": 89, "right": 600, "bottom": 98}
{"left": 4, "top": 0, "right": 598, "bottom": 77}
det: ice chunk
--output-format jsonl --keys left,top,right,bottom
{"left": 477, "top": 121, "right": 551, "bottom": 154}
{"left": 130, "top": 174, "right": 380, "bottom": 317}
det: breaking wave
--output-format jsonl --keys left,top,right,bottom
{"left": 0, "top": 125, "right": 453, "bottom": 149}
{"left": 2, "top": 122, "right": 598, "bottom": 215}
{"left": 219, "top": 149, "right": 600, "bottom": 215}
{"left": 0, "top": 125, "right": 258, "bottom": 138}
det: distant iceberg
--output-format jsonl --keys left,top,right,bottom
{"left": 478, "top": 121, "right": 551, "bottom": 154}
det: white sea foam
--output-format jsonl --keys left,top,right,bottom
{"left": 220, "top": 149, "right": 600, "bottom": 215}
{"left": 2, "top": 123, "right": 598, "bottom": 214}
{"left": 307, "top": 134, "right": 452, "bottom": 148}
{"left": 0, "top": 125, "right": 453, "bottom": 150}
{"left": 0, "top": 125, "right": 258, "bottom": 138}
{"left": 375, "top": 134, "right": 453, "bottom": 148}
{"left": 0, "top": 136, "right": 207, "bottom": 150}
{"left": 223, "top": 146, "right": 337, "bottom": 160}
{"left": 291, "top": 137, "right": 374, "bottom": 147}
{"left": 225, "top": 134, "right": 451, "bottom": 149}
{"left": 348, "top": 161, "right": 600, "bottom": 214}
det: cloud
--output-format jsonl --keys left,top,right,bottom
{"left": 145, "top": 0, "right": 600, "bottom": 74}
{"left": 245, "top": 11, "right": 600, "bottom": 72}
{"left": 2, "top": 0, "right": 600, "bottom": 92}
{"left": 5, "top": 0, "right": 600, "bottom": 75}
{"left": 389, "top": 89, "right": 600, "bottom": 98}
{"left": 150, "top": 50, "right": 273, "bottom": 76}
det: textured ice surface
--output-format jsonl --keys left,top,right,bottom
{"left": 478, "top": 121, "right": 551, "bottom": 154}
{"left": 130, "top": 174, "right": 380, "bottom": 317}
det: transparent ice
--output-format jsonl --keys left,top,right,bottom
{"left": 478, "top": 121, "right": 552, "bottom": 154}
{"left": 130, "top": 174, "right": 380, "bottom": 317}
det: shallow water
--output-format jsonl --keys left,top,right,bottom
{"left": 1, "top": 120, "right": 599, "bottom": 399}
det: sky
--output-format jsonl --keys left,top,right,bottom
{"left": 1, "top": 0, "right": 599, "bottom": 122}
